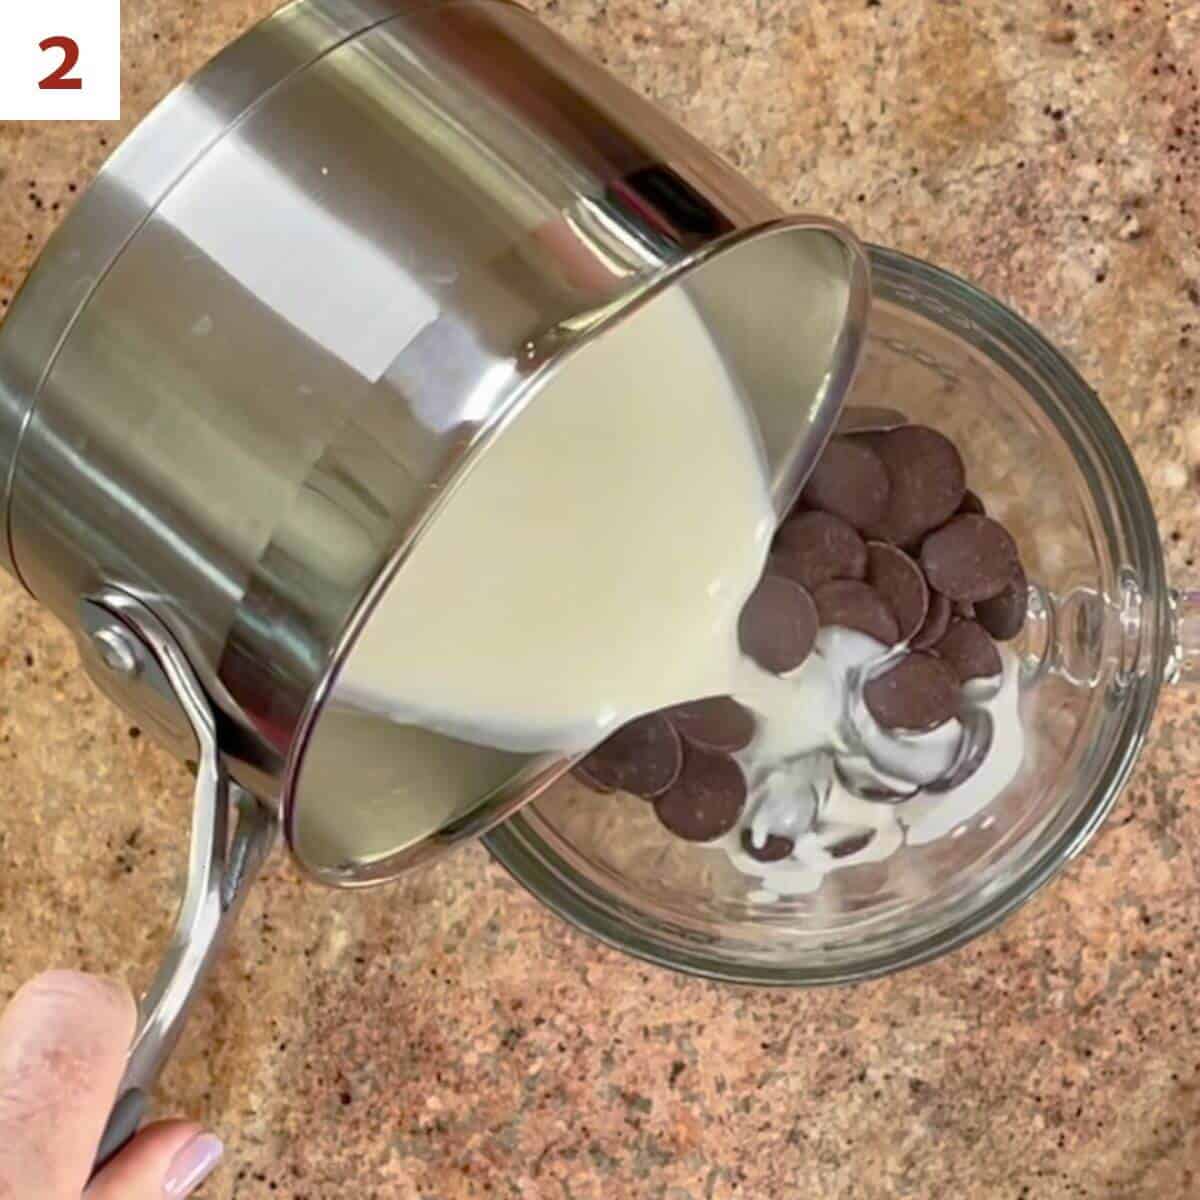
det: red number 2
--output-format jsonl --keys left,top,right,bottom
{"left": 38, "top": 36, "right": 83, "bottom": 91}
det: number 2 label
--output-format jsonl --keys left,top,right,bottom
{"left": 0, "top": 1, "right": 119, "bottom": 120}
{"left": 38, "top": 36, "right": 83, "bottom": 90}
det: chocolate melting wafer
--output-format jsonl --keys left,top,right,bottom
{"left": 574, "top": 712, "right": 682, "bottom": 798}
{"left": 655, "top": 745, "right": 747, "bottom": 842}
{"left": 773, "top": 510, "right": 868, "bottom": 591}
{"left": 665, "top": 696, "right": 756, "bottom": 753}
{"left": 800, "top": 437, "right": 891, "bottom": 531}
{"left": 911, "top": 590, "right": 952, "bottom": 651}
{"left": 975, "top": 564, "right": 1028, "bottom": 641}
{"left": 814, "top": 580, "right": 900, "bottom": 645}
{"left": 920, "top": 515, "right": 1021, "bottom": 604}
{"left": 741, "top": 829, "right": 795, "bottom": 862}
{"left": 866, "top": 542, "right": 930, "bottom": 644}
{"left": 739, "top": 575, "right": 819, "bottom": 674}
{"left": 863, "top": 652, "right": 960, "bottom": 733}
{"left": 863, "top": 425, "right": 966, "bottom": 548}
{"left": 934, "top": 619, "right": 1003, "bottom": 683}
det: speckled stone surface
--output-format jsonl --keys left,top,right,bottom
{"left": 3, "top": 2, "right": 1200, "bottom": 1197}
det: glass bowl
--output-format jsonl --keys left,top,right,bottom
{"left": 484, "top": 244, "right": 1189, "bottom": 985}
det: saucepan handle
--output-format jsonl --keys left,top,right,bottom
{"left": 83, "top": 594, "right": 278, "bottom": 1179}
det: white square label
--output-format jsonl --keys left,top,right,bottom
{"left": 0, "top": 0, "right": 120, "bottom": 120}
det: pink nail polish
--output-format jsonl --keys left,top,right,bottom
{"left": 163, "top": 1133, "right": 224, "bottom": 1198}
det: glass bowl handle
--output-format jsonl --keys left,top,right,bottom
{"left": 1022, "top": 571, "right": 1200, "bottom": 693}
{"left": 1167, "top": 587, "right": 1200, "bottom": 684}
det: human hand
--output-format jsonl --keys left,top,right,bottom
{"left": 0, "top": 971, "right": 223, "bottom": 1198}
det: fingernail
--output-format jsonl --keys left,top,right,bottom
{"left": 163, "top": 1132, "right": 223, "bottom": 1198}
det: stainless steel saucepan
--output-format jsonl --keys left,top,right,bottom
{"left": 0, "top": 0, "right": 867, "bottom": 1166}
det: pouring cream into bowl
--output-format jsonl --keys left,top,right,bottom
{"left": 0, "top": 0, "right": 866, "bottom": 1165}
{"left": 487, "top": 245, "right": 1188, "bottom": 987}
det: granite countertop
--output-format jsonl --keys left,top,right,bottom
{"left": 3, "top": 2, "right": 1200, "bottom": 1196}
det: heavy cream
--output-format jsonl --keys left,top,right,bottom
{"left": 338, "top": 287, "right": 775, "bottom": 754}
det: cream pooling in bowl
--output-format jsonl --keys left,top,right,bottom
{"left": 720, "top": 628, "right": 1025, "bottom": 898}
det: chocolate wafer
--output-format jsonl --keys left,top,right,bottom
{"left": 934, "top": 619, "right": 1002, "bottom": 683}
{"left": 801, "top": 437, "right": 890, "bottom": 531}
{"left": 655, "top": 745, "right": 747, "bottom": 842}
{"left": 741, "top": 829, "right": 795, "bottom": 862}
{"left": 814, "top": 580, "right": 900, "bottom": 644}
{"left": 773, "top": 510, "right": 868, "bottom": 590}
{"left": 828, "top": 830, "right": 875, "bottom": 859}
{"left": 739, "top": 575, "right": 819, "bottom": 674}
{"left": 863, "top": 652, "right": 960, "bottom": 732}
{"left": 920, "top": 515, "right": 1021, "bottom": 603}
{"left": 575, "top": 713, "right": 682, "bottom": 799}
{"left": 911, "top": 591, "right": 952, "bottom": 651}
{"left": 665, "top": 695, "right": 756, "bottom": 753}
{"left": 866, "top": 542, "right": 929, "bottom": 644}
{"left": 863, "top": 426, "right": 966, "bottom": 547}
{"left": 975, "top": 565, "right": 1028, "bottom": 641}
